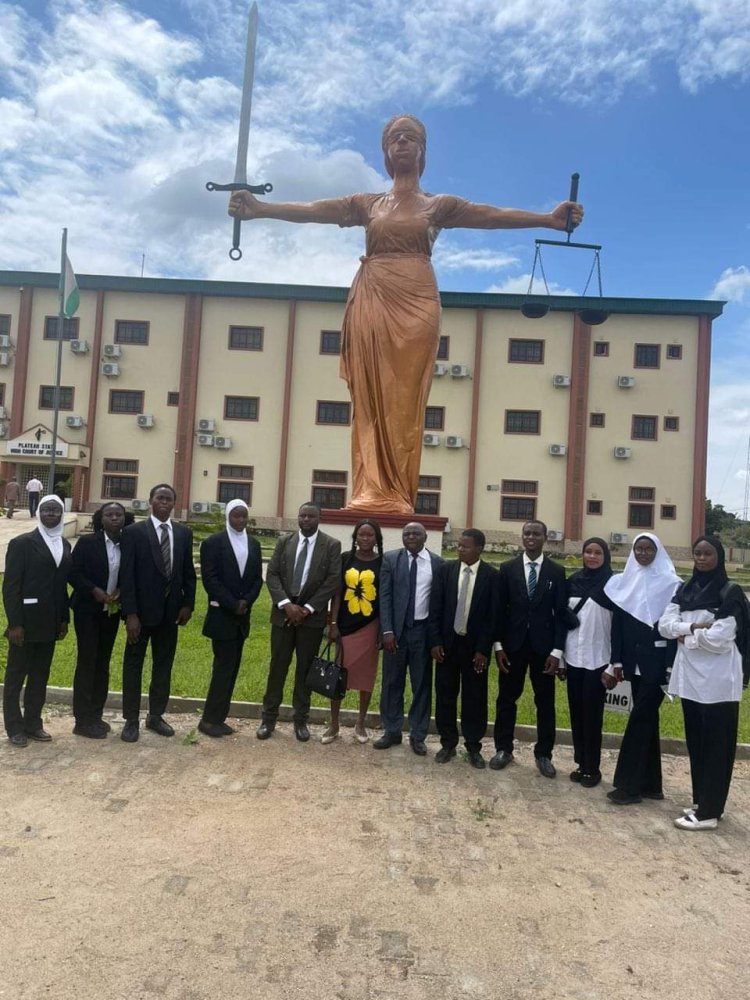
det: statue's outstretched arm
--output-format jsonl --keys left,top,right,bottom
{"left": 449, "top": 199, "right": 583, "bottom": 233}
{"left": 229, "top": 191, "right": 345, "bottom": 225}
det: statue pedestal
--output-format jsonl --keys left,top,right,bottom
{"left": 319, "top": 509, "right": 449, "bottom": 554}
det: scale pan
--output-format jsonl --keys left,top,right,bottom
{"left": 521, "top": 302, "right": 550, "bottom": 320}
{"left": 577, "top": 308, "right": 609, "bottom": 326}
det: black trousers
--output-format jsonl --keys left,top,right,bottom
{"left": 435, "top": 634, "right": 488, "bottom": 752}
{"left": 566, "top": 664, "right": 607, "bottom": 775}
{"left": 202, "top": 637, "right": 246, "bottom": 724}
{"left": 73, "top": 611, "right": 120, "bottom": 725}
{"left": 262, "top": 622, "right": 324, "bottom": 724}
{"left": 682, "top": 698, "right": 739, "bottom": 820}
{"left": 28, "top": 492, "right": 40, "bottom": 517}
{"left": 3, "top": 641, "right": 55, "bottom": 736}
{"left": 494, "top": 641, "right": 556, "bottom": 758}
{"left": 612, "top": 674, "right": 664, "bottom": 795}
{"left": 121, "top": 621, "right": 178, "bottom": 721}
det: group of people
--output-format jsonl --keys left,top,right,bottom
{"left": 4, "top": 476, "right": 43, "bottom": 518}
{"left": 2, "top": 490, "right": 746, "bottom": 833}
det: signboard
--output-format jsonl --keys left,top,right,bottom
{"left": 6, "top": 438, "right": 69, "bottom": 458}
{"left": 604, "top": 679, "right": 633, "bottom": 714}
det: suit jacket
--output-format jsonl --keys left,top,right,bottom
{"left": 379, "top": 547, "right": 444, "bottom": 641}
{"left": 70, "top": 531, "right": 120, "bottom": 616}
{"left": 495, "top": 554, "right": 568, "bottom": 656}
{"left": 266, "top": 530, "right": 341, "bottom": 629}
{"left": 611, "top": 608, "right": 674, "bottom": 683}
{"left": 428, "top": 559, "right": 497, "bottom": 657}
{"left": 119, "top": 518, "right": 196, "bottom": 627}
{"left": 3, "top": 529, "right": 71, "bottom": 641}
{"left": 200, "top": 529, "right": 263, "bottom": 641}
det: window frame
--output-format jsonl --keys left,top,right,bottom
{"left": 424, "top": 406, "right": 445, "bottom": 431}
{"left": 634, "top": 343, "right": 661, "bottom": 369}
{"left": 437, "top": 336, "right": 450, "bottom": 361}
{"left": 593, "top": 341, "right": 609, "bottom": 357}
{"left": 224, "top": 395, "right": 260, "bottom": 421}
{"left": 666, "top": 344, "right": 683, "bottom": 360}
{"left": 319, "top": 330, "right": 341, "bottom": 355}
{"left": 316, "top": 400, "right": 351, "bottom": 426}
{"left": 501, "top": 496, "right": 537, "bottom": 521}
{"left": 587, "top": 500, "right": 603, "bottom": 515}
{"left": 228, "top": 325, "right": 264, "bottom": 351}
{"left": 108, "top": 389, "right": 145, "bottom": 415}
{"left": 628, "top": 503, "right": 655, "bottom": 529}
{"left": 504, "top": 409, "right": 541, "bottom": 435}
{"left": 39, "top": 385, "right": 74, "bottom": 411}
{"left": 589, "top": 412, "right": 605, "bottom": 428}
{"left": 631, "top": 414, "right": 658, "bottom": 441}
{"left": 44, "top": 316, "right": 79, "bottom": 341}
{"left": 663, "top": 416, "right": 680, "bottom": 431}
{"left": 114, "top": 320, "right": 149, "bottom": 346}
{"left": 508, "top": 338, "right": 545, "bottom": 364}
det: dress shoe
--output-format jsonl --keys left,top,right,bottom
{"left": 489, "top": 749, "right": 513, "bottom": 771}
{"left": 607, "top": 788, "right": 642, "bottom": 805}
{"left": 320, "top": 726, "right": 339, "bottom": 745}
{"left": 145, "top": 715, "right": 175, "bottom": 737}
{"left": 373, "top": 732, "right": 402, "bottom": 749}
{"left": 435, "top": 746, "right": 456, "bottom": 763}
{"left": 674, "top": 811, "right": 718, "bottom": 831}
{"left": 219, "top": 723, "right": 236, "bottom": 735}
{"left": 9, "top": 732, "right": 28, "bottom": 748}
{"left": 569, "top": 768, "right": 583, "bottom": 783}
{"left": 256, "top": 721, "right": 275, "bottom": 740}
{"left": 25, "top": 728, "right": 52, "bottom": 742}
{"left": 293, "top": 722, "right": 310, "bottom": 742}
{"left": 580, "top": 771, "right": 601, "bottom": 788}
{"left": 121, "top": 720, "right": 140, "bottom": 743}
{"left": 198, "top": 720, "right": 225, "bottom": 738}
{"left": 535, "top": 756, "right": 556, "bottom": 779}
{"left": 95, "top": 718, "right": 112, "bottom": 733}
{"left": 410, "top": 738, "right": 427, "bottom": 756}
{"left": 73, "top": 723, "right": 107, "bottom": 740}
{"left": 642, "top": 790, "right": 665, "bottom": 800}
{"left": 468, "top": 750, "right": 486, "bottom": 769}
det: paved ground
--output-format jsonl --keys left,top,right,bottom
{"left": 1, "top": 706, "right": 748, "bottom": 1000}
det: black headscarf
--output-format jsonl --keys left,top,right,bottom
{"left": 677, "top": 535, "right": 730, "bottom": 613}
{"left": 567, "top": 537, "right": 613, "bottom": 607}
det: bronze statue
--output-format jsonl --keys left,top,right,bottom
{"left": 229, "top": 115, "right": 583, "bottom": 514}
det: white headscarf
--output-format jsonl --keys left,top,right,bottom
{"left": 225, "top": 499, "right": 249, "bottom": 575}
{"left": 36, "top": 494, "right": 65, "bottom": 567}
{"left": 604, "top": 531, "right": 681, "bottom": 626}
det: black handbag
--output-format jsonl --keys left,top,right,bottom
{"left": 565, "top": 595, "right": 589, "bottom": 631}
{"left": 305, "top": 641, "right": 348, "bottom": 700}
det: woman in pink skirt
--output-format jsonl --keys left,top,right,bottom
{"left": 323, "top": 519, "right": 383, "bottom": 744}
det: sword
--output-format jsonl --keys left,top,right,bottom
{"left": 206, "top": 2, "right": 272, "bottom": 260}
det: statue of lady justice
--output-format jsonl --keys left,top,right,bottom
{"left": 229, "top": 115, "right": 583, "bottom": 514}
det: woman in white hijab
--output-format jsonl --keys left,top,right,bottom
{"left": 602, "top": 533, "right": 681, "bottom": 805}
{"left": 198, "top": 500, "right": 263, "bottom": 737}
{"left": 2, "top": 495, "right": 72, "bottom": 747}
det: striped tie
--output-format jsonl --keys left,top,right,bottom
{"left": 527, "top": 561, "right": 537, "bottom": 598}
{"left": 160, "top": 523, "right": 171, "bottom": 577}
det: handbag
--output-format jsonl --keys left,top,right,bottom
{"left": 305, "top": 641, "right": 348, "bottom": 700}
{"left": 564, "top": 595, "right": 590, "bottom": 631}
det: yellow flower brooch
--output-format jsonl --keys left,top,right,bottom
{"left": 344, "top": 567, "right": 376, "bottom": 616}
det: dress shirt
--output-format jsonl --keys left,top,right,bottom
{"left": 104, "top": 534, "right": 121, "bottom": 596}
{"left": 455, "top": 559, "right": 479, "bottom": 634}
{"left": 150, "top": 514, "right": 174, "bottom": 568}
{"left": 411, "top": 547, "right": 433, "bottom": 621}
{"left": 659, "top": 604, "right": 743, "bottom": 704}
{"left": 278, "top": 530, "right": 318, "bottom": 613}
{"left": 494, "top": 554, "right": 563, "bottom": 658}
{"left": 563, "top": 597, "right": 612, "bottom": 670}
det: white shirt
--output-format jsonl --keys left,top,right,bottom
{"left": 563, "top": 598, "right": 612, "bottom": 670}
{"left": 411, "top": 547, "right": 433, "bottom": 622}
{"left": 104, "top": 534, "right": 121, "bottom": 596}
{"left": 277, "top": 530, "right": 318, "bottom": 613}
{"left": 455, "top": 560, "right": 479, "bottom": 635}
{"left": 150, "top": 514, "right": 173, "bottom": 568}
{"left": 26, "top": 478, "right": 43, "bottom": 493}
{"left": 659, "top": 603, "right": 743, "bottom": 704}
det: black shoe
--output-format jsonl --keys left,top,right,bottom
{"left": 435, "top": 746, "right": 457, "bottom": 764}
{"left": 468, "top": 750, "right": 486, "bottom": 769}
{"left": 121, "top": 720, "right": 140, "bottom": 743}
{"left": 96, "top": 719, "right": 112, "bottom": 733}
{"left": 580, "top": 772, "right": 602, "bottom": 788}
{"left": 607, "top": 788, "right": 642, "bottom": 805}
{"left": 145, "top": 715, "right": 175, "bottom": 737}
{"left": 198, "top": 720, "right": 225, "bottom": 738}
{"left": 256, "top": 721, "right": 275, "bottom": 740}
{"left": 489, "top": 750, "right": 513, "bottom": 771}
{"left": 219, "top": 723, "right": 236, "bottom": 735}
{"left": 9, "top": 732, "right": 28, "bottom": 748}
{"left": 569, "top": 768, "right": 583, "bottom": 783}
{"left": 410, "top": 738, "right": 427, "bottom": 756}
{"left": 373, "top": 732, "right": 402, "bottom": 749}
{"left": 642, "top": 790, "right": 665, "bottom": 800}
{"left": 293, "top": 722, "right": 310, "bottom": 743}
{"left": 535, "top": 756, "right": 556, "bottom": 779}
{"left": 25, "top": 728, "right": 52, "bottom": 742}
{"left": 73, "top": 723, "right": 107, "bottom": 740}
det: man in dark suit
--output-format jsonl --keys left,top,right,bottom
{"left": 376, "top": 522, "right": 443, "bottom": 755}
{"left": 258, "top": 502, "right": 341, "bottom": 742}
{"left": 429, "top": 529, "right": 497, "bottom": 768}
{"left": 198, "top": 500, "right": 263, "bottom": 737}
{"left": 119, "top": 483, "right": 196, "bottom": 742}
{"left": 492, "top": 520, "right": 567, "bottom": 777}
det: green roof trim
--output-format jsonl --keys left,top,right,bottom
{"left": 0, "top": 270, "right": 725, "bottom": 319}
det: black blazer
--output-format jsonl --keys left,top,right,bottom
{"left": 266, "top": 531, "right": 341, "bottom": 629}
{"left": 200, "top": 530, "right": 263, "bottom": 641}
{"left": 3, "top": 529, "right": 71, "bottom": 641}
{"left": 495, "top": 554, "right": 568, "bottom": 656}
{"left": 119, "top": 518, "right": 196, "bottom": 627}
{"left": 428, "top": 559, "right": 497, "bottom": 657}
{"left": 611, "top": 608, "right": 675, "bottom": 683}
{"left": 70, "top": 532, "right": 119, "bottom": 616}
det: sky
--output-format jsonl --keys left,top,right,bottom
{"left": 1, "top": 0, "right": 749, "bottom": 512}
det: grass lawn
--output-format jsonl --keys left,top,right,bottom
{"left": 2, "top": 576, "right": 748, "bottom": 741}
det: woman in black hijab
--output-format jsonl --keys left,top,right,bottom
{"left": 562, "top": 538, "right": 614, "bottom": 787}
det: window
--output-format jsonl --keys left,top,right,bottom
{"left": 115, "top": 320, "right": 149, "bottom": 345}
{"left": 104, "top": 458, "right": 138, "bottom": 473}
{"left": 501, "top": 478, "right": 538, "bottom": 521}
{"left": 102, "top": 458, "right": 138, "bottom": 500}
{"left": 505, "top": 410, "right": 540, "bottom": 434}
{"left": 632, "top": 415, "right": 658, "bottom": 440}
{"left": 415, "top": 474, "right": 441, "bottom": 516}
{"left": 39, "top": 385, "right": 74, "bottom": 410}
{"left": 629, "top": 504, "right": 654, "bottom": 528}
{"left": 320, "top": 330, "right": 341, "bottom": 355}
{"left": 661, "top": 504, "right": 677, "bottom": 519}
{"left": 0, "top": 316, "right": 9, "bottom": 337}
{"left": 44, "top": 316, "right": 79, "bottom": 340}
{"left": 316, "top": 400, "right": 351, "bottom": 425}
{"left": 634, "top": 343, "right": 660, "bottom": 368}
{"left": 167, "top": 391, "right": 179, "bottom": 406}
{"left": 424, "top": 406, "right": 445, "bottom": 431}
{"left": 217, "top": 464, "right": 254, "bottom": 506}
{"left": 501, "top": 479, "right": 537, "bottom": 494}
{"left": 418, "top": 475, "right": 441, "bottom": 490}
{"left": 229, "top": 325, "right": 263, "bottom": 351}
{"left": 219, "top": 464, "right": 253, "bottom": 480}
{"left": 0, "top": 383, "right": 5, "bottom": 406}
{"left": 224, "top": 395, "right": 259, "bottom": 420}
{"left": 109, "top": 390, "right": 144, "bottom": 414}
{"left": 629, "top": 487, "right": 655, "bottom": 501}
{"left": 666, "top": 344, "right": 683, "bottom": 360}
{"left": 437, "top": 336, "right": 449, "bottom": 360}
{"left": 311, "top": 470, "right": 347, "bottom": 509}
{"left": 664, "top": 416, "right": 680, "bottom": 431}
{"left": 589, "top": 413, "right": 605, "bottom": 428}
{"left": 509, "top": 339, "right": 544, "bottom": 363}
{"left": 593, "top": 341, "right": 609, "bottom": 357}
{"left": 587, "top": 500, "right": 603, "bottom": 515}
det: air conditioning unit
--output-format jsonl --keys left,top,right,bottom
{"left": 0, "top": 353, "right": 10, "bottom": 367}
{"left": 70, "top": 339, "right": 89, "bottom": 354}
{"left": 197, "top": 418, "right": 216, "bottom": 433}
{"left": 65, "top": 415, "right": 85, "bottom": 428}
{"left": 0, "top": 335, "right": 11, "bottom": 349}
{"left": 131, "top": 499, "right": 148, "bottom": 511}
{"left": 423, "top": 433, "right": 441, "bottom": 447}
{"left": 486, "top": 484, "right": 500, "bottom": 492}
{"left": 617, "top": 375, "right": 636, "bottom": 388}
{"left": 191, "top": 502, "right": 210, "bottom": 514}
{"left": 0, "top": 405, "right": 6, "bottom": 419}
{"left": 137, "top": 414, "right": 155, "bottom": 428}
{"left": 552, "top": 374, "right": 571, "bottom": 387}
{"left": 610, "top": 532, "right": 629, "bottom": 545}
{"left": 0, "top": 425, "right": 7, "bottom": 439}
{"left": 549, "top": 444, "right": 567, "bottom": 456}
{"left": 547, "top": 529, "right": 564, "bottom": 541}
{"left": 450, "top": 364, "right": 470, "bottom": 378}
{"left": 209, "top": 503, "right": 226, "bottom": 513}
{"left": 101, "top": 362, "right": 120, "bottom": 377}
{"left": 197, "top": 433, "right": 215, "bottom": 447}
{"left": 445, "top": 435, "right": 464, "bottom": 448}
{"left": 102, "top": 344, "right": 122, "bottom": 358}
{"left": 613, "top": 446, "right": 632, "bottom": 459}
{"left": 214, "top": 436, "right": 232, "bottom": 449}
{"left": 433, "top": 363, "right": 449, "bottom": 377}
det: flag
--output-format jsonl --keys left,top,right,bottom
{"left": 62, "top": 253, "right": 79, "bottom": 317}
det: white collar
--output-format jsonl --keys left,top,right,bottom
{"left": 523, "top": 552, "right": 543, "bottom": 566}
{"left": 151, "top": 515, "right": 172, "bottom": 532}
{"left": 298, "top": 529, "right": 317, "bottom": 546}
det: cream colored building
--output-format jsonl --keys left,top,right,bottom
{"left": 0, "top": 271, "right": 722, "bottom": 551}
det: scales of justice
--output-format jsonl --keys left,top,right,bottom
{"left": 207, "top": 4, "right": 597, "bottom": 539}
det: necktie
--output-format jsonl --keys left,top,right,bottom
{"left": 527, "top": 561, "right": 537, "bottom": 599}
{"left": 292, "top": 537, "right": 309, "bottom": 596}
{"left": 454, "top": 565, "right": 472, "bottom": 635}
{"left": 160, "top": 523, "right": 171, "bottom": 577}
{"left": 405, "top": 554, "right": 418, "bottom": 629}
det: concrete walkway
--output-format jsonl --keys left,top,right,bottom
{"left": 0, "top": 510, "right": 80, "bottom": 571}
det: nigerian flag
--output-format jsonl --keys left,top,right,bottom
{"left": 62, "top": 252, "right": 79, "bottom": 317}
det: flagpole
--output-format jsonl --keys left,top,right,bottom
{"left": 49, "top": 228, "right": 67, "bottom": 492}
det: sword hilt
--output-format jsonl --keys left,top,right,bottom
{"left": 205, "top": 180, "right": 273, "bottom": 260}
{"left": 565, "top": 172, "right": 580, "bottom": 243}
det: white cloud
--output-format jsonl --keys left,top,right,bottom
{"left": 711, "top": 266, "right": 750, "bottom": 304}
{"left": 433, "top": 246, "right": 520, "bottom": 272}
{"left": 484, "top": 274, "right": 577, "bottom": 295}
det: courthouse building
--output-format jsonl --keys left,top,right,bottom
{"left": 0, "top": 271, "right": 722, "bottom": 550}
